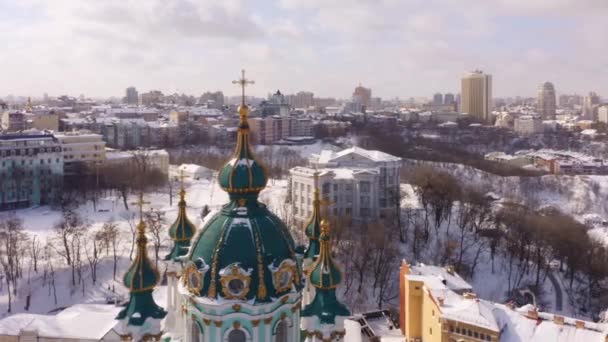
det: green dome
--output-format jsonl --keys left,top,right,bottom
{"left": 308, "top": 221, "right": 342, "bottom": 289}
{"left": 302, "top": 219, "right": 350, "bottom": 324}
{"left": 123, "top": 222, "right": 160, "bottom": 292}
{"left": 168, "top": 189, "right": 196, "bottom": 241}
{"left": 117, "top": 215, "right": 166, "bottom": 326}
{"left": 186, "top": 101, "right": 302, "bottom": 302}
{"left": 218, "top": 113, "right": 267, "bottom": 199}
{"left": 165, "top": 188, "right": 197, "bottom": 261}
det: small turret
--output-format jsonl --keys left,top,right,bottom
{"left": 302, "top": 219, "right": 350, "bottom": 340}
{"left": 165, "top": 175, "right": 196, "bottom": 261}
{"left": 116, "top": 194, "right": 166, "bottom": 327}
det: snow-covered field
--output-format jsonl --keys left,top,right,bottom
{"left": 0, "top": 174, "right": 289, "bottom": 317}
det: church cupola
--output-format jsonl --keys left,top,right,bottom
{"left": 165, "top": 175, "right": 196, "bottom": 261}
{"left": 116, "top": 194, "right": 167, "bottom": 329}
{"left": 218, "top": 80, "right": 267, "bottom": 200}
{"left": 301, "top": 219, "right": 350, "bottom": 341}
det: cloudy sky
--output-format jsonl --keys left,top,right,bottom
{"left": 0, "top": 0, "right": 606, "bottom": 99}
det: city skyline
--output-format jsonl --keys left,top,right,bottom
{"left": 0, "top": 0, "right": 607, "bottom": 99}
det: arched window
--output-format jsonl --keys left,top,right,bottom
{"left": 191, "top": 320, "right": 202, "bottom": 342}
{"left": 275, "top": 320, "right": 289, "bottom": 342}
{"left": 228, "top": 329, "right": 246, "bottom": 342}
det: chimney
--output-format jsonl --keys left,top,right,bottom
{"left": 526, "top": 308, "right": 538, "bottom": 320}
{"left": 575, "top": 320, "right": 585, "bottom": 329}
{"left": 463, "top": 292, "right": 477, "bottom": 300}
{"left": 553, "top": 315, "right": 564, "bottom": 325}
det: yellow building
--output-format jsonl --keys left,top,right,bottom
{"left": 400, "top": 262, "right": 500, "bottom": 342}
{"left": 398, "top": 261, "right": 608, "bottom": 342}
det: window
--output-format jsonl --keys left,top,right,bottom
{"left": 228, "top": 329, "right": 246, "bottom": 342}
{"left": 474, "top": 331, "right": 479, "bottom": 338}
{"left": 333, "top": 184, "right": 338, "bottom": 192}
{"left": 275, "top": 320, "right": 289, "bottom": 342}
{"left": 429, "top": 328, "right": 432, "bottom": 335}
{"left": 360, "top": 181, "right": 370, "bottom": 193}
{"left": 191, "top": 320, "right": 202, "bottom": 342}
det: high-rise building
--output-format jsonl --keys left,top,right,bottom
{"left": 461, "top": 70, "right": 492, "bottom": 123}
{"left": 125, "top": 86, "right": 138, "bottom": 105}
{"left": 444, "top": 93, "right": 455, "bottom": 105}
{"left": 433, "top": 93, "right": 443, "bottom": 105}
{"left": 599, "top": 106, "right": 608, "bottom": 124}
{"left": 583, "top": 92, "right": 600, "bottom": 120}
{"left": 290, "top": 91, "right": 314, "bottom": 108}
{"left": 537, "top": 82, "right": 556, "bottom": 120}
{"left": 353, "top": 84, "right": 372, "bottom": 109}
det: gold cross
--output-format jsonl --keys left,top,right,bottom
{"left": 131, "top": 193, "right": 151, "bottom": 222}
{"left": 232, "top": 69, "right": 255, "bottom": 105}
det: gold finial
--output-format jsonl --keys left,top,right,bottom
{"left": 232, "top": 69, "right": 255, "bottom": 119}
{"left": 320, "top": 219, "right": 330, "bottom": 235}
{"left": 131, "top": 192, "right": 151, "bottom": 224}
{"left": 26, "top": 97, "right": 33, "bottom": 112}
{"left": 178, "top": 169, "right": 186, "bottom": 201}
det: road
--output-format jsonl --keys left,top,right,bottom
{"left": 547, "top": 271, "right": 563, "bottom": 312}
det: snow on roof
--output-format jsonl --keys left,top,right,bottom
{"left": 0, "top": 304, "right": 122, "bottom": 339}
{"left": 493, "top": 304, "right": 608, "bottom": 342}
{"left": 317, "top": 146, "right": 401, "bottom": 164}
{"left": 410, "top": 264, "right": 472, "bottom": 293}
{"left": 178, "top": 163, "right": 211, "bottom": 174}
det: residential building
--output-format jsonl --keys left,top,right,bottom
{"left": 599, "top": 106, "right": 608, "bottom": 124}
{"left": 433, "top": 93, "right": 443, "bottom": 105}
{"left": 0, "top": 134, "right": 63, "bottom": 210}
{"left": 583, "top": 92, "right": 600, "bottom": 120}
{"left": 537, "top": 82, "right": 556, "bottom": 120}
{"left": 444, "top": 93, "right": 455, "bottom": 105}
{"left": 54, "top": 133, "right": 106, "bottom": 175}
{"left": 1, "top": 111, "right": 26, "bottom": 131}
{"left": 290, "top": 117, "right": 313, "bottom": 137}
{"left": 139, "top": 90, "right": 164, "bottom": 106}
{"left": 261, "top": 90, "right": 291, "bottom": 117}
{"left": 249, "top": 115, "right": 290, "bottom": 144}
{"left": 125, "top": 86, "right": 139, "bottom": 105}
{"left": 290, "top": 91, "right": 314, "bottom": 108}
{"left": 514, "top": 115, "right": 543, "bottom": 135}
{"left": 461, "top": 70, "right": 493, "bottom": 123}
{"left": 26, "top": 112, "right": 59, "bottom": 131}
{"left": 290, "top": 146, "right": 401, "bottom": 222}
{"left": 353, "top": 84, "right": 372, "bottom": 109}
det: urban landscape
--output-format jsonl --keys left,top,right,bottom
{"left": 1, "top": 1, "right": 608, "bottom": 341}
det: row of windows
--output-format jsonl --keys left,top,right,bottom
{"left": 0, "top": 147, "right": 61, "bottom": 156}
{"left": 1, "top": 159, "right": 61, "bottom": 167}
{"left": 449, "top": 325, "right": 493, "bottom": 341}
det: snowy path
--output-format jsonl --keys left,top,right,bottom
{"left": 548, "top": 271, "right": 563, "bottom": 311}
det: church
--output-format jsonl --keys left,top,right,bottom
{"left": 0, "top": 71, "right": 354, "bottom": 342}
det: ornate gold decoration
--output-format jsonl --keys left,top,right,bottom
{"left": 191, "top": 314, "right": 196, "bottom": 321}
{"left": 280, "top": 296, "right": 289, "bottom": 304}
{"left": 273, "top": 260, "right": 297, "bottom": 294}
{"left": 214, "top": 320, "right": 223, "bottom": 327}
{"left": 203, "top": 318, "right": 211, "bottom": 326}
{"left": 251, "top": 319, "right": 260, "bottom": 327}
{"left": 232, "top": 304, "right": 242, "bottom": 312}
{"left": 219, "top": 264, "right": 251, "bottom": 300}
{"left": 264, "top": 317, "right": 273, "bottom": 325}
{"left": 280, "top": 312, "right": 287, "bottom": 320}
{"left": 238, "top": 198, "right": 247, "bottom": 207}
{"left": 184, "top": 263, "right": 202, "bottom": 295}
{"left": 233, "top": 321, "right": 241, "bottom": 329}
{"left": 252, "top": 225, "right": 268, "bottom": 299}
